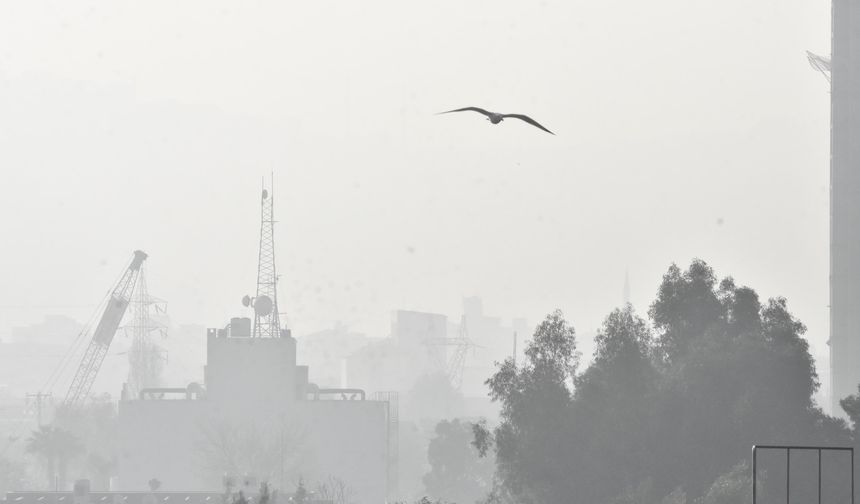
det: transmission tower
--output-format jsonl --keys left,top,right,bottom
{"left": 248, "top": 178, "right": 282, "bottom": 338}
{"left": 124, "top": 263, "right": 168, "bottom": 399}
{"left": 424, "top": 315, "right": 477, "bottom": 390}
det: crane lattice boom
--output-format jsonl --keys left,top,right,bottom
{"left": 64, "top": 250, "right": 148, "bottom": 407}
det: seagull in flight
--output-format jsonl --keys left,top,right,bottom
{"left": 438, "top": 107, "right": 555, "bottom": 135}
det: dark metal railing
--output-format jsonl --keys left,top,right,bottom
{"left": 752, "top": 445, "right": 854, "bottom": 504}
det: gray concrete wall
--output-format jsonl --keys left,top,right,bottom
{"left": 117, "top": 397, "right": 387, "bottom": 503}
{"left": 117, "top": 399, "right": 213, "bottom": 490}
{"left": 297, "top": 400, "right": 388, "bottom": 504}
{"left": 204, "top": 333, "right": 297, "bottom": 407}
{"left": 831, "top": 0, "right": 860, "bottom": 412}
{"left": 118, "top": 331, "right": 386, "bottom": 502}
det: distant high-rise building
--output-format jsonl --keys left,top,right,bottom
{"left": 830, "top": 1, "right": 860, "bottom": 413}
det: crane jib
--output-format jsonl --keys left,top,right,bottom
{"left": 92, "top": 297, "right": 131, "bottom": 346}
{"left": 63, "top": 250, "right": 148, "bottom": 407}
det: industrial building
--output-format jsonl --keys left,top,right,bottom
{"left": 114, "top": 185, "right": 391, "bottom": 503}
{"left": 345, "top": 310, "right": 448, "bottom": 398}
{"left": 345, "top": 302, "right": 526, "bottom": 404}
{"left": 116, "top": 321, "right": 388, "bottom": 503}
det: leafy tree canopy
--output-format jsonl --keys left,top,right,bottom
{"left": 424, "top": 419, "right": 494, "bottom": 504}
{"left": 477, "top": 260, "right": 840, "bottom": 504}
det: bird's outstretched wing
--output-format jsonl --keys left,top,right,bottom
{"left": 502, "top": 114, "right": 555, "bottom": 135}
{"left": 437, "top": 107, "right": 493, "bottom": 118}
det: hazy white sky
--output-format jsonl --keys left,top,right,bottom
{"left": 0, "top": 1, "right": 833, "bottom": 402}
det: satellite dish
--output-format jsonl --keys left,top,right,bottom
{"left": 242, "top": 295, "right": 252, "bottom": 307}
{"left": 262, "top": 189, "right": 269, "bottom": 200}
{"left": 254, "top": 295, "right": 273, "bottom": 316}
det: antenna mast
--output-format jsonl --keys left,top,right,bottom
{"left": 252, "top": 176, "right": 281, "bottom": 338}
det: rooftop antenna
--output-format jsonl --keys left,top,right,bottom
{"left": 250, "top": 174, "right": 282, "bottom": 338}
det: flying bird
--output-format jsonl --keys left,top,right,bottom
{"left": 438, "top": 107, "right": 554, "bottom": 135}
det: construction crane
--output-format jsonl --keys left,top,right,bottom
{"left": 63, "top": 250, "right": 148, "bottom": 407}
